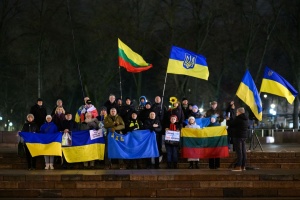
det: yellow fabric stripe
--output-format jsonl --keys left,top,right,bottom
{"left": 62, "top": 143, "right": 105, "bottom": 163}
{"left": 26, "top": 142, "right": 62, "bottom": 157}
{"left": 118, "top": 38, "right": 149, "bottom": 66}
{"left": 167, "top": 59, "right": 209, "bottom": 80}
{"left": 182, "top": 126, "right": 227, "bottom": 138}
{"left": 236, "top": 82, "right": 262, "bottom": 121}
{"left": 260, "top": 79, "right": 295, "bottom": 104}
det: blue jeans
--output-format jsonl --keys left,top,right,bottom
{"left": 233, "top": 137, "right": 247, "bottom": 167}
{"left": 165, "top": 144, "right": 178, "bottom": 163}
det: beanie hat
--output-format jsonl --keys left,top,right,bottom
{"left": 188, "top": 116, "right": 195, "bottom": 121}
{"left": 192, "top": 105, "right": 198, "bottom": 110}
{"left": 170, "top": 115, "right": 178, "bottom": 121}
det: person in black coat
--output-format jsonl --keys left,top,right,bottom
{"left": 225, "top": 101, "right": 236, "bottom": 151}
{"left": 226, "top": 107, "right": 249, "bottom": 171}
{"left": 29, "top": 98, "right": 47, "bottom": 129}
{"left": 21, "top": 114, "right": 39, "bottom": 170}
{"left": 143, "top": 111, "right": 162, "bottom": 169}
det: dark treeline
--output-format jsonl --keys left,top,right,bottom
{"left": 0, "top": 0, "right": 299, "bottom": 130}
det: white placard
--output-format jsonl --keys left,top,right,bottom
{"left": 165, "top": 130, "right": 180, "bottom": 142}
{"left": 89, "top": 129, "right": 103, "bottom": 140}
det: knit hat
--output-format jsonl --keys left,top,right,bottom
{"left": 182, "top": 97, "right": 188, "bottom": 101}
{"left": 192, "top": 105, "right": 198, "bottom": 110}
{"left": 188, "top": 116, "right": 195, "bottom": 121}
{"left": 46, "top": 115, "right": 52, "bottom": 119}
{"left": 100, "top": 106, "right": 107, "bottom": 111}
{"left": 170, "top": 115, "right": 178, "bottom": 121}
{"left": 210, "top": 101, "right": 217, "bottom": 105}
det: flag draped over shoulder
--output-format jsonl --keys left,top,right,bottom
{"left": 260, "top": 67, "right": 298, "bottom": 104}
{"left": 19, "top": 132, "right": 62, "bottom": 157}
{"left": 167, "top": 46, "right": 209, "bottom": 80}
{"left": 62, "top": 130, "right": 105, "bottom": 163}
{"left": 118, "top": 38, "right": 152, "bottom": 73}
{"left": 236, "top": 70, "right": 262, "bottom": 121}
{"left": 108, "top": 130, "right": 159, "bottom": 159}
{"left": 184, "top": 117, "right": 211, "bottom": 128}
{"left": 181, "top": 127, "right": 229, "bottom": 159}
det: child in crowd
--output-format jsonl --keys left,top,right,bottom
{"left": 165, "top": 115, "right": 181, "bottom": 169}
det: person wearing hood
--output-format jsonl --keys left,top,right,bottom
{"left": 137, "top": 96, "right": 147, "bottom": 111}
{"left": 226, "top": 107, "right": 249, "bottom": 171}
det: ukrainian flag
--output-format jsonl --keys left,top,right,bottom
{"left": 236, "top": 70, "right": 262, "bottom": 121}
{"left": 62, "top": 130, "right": 105, "bottom": 163}
{"left": 181, "top": 126, "right": 229, "bottom": 159}
{"left": 167, "top": 46, "right": 209, "bottom": 80}
{"left": 19, "top": 132, "right": 62, "bottom": 157}
{"left": 260, "top": 67, "right": 298, "bottom": 104}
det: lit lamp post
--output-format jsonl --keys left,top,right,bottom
{"left": 8, "top": 122, "right": 13, "bottom": 131}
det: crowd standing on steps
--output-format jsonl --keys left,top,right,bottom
{"left": 19, "top": 96, "right": 245, "bottom": 170}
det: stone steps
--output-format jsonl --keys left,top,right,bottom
{"left": 1, "top": 151, "right": 300, "bottom": 170}
{"left": 1, "top": 169, "right": 300, "bottom": 198}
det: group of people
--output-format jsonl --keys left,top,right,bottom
{"left": 21, "top": 94, "right": 249, "bottom": 172}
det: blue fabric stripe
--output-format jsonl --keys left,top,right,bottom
{"left": 169, "top": 46, "right": 207, "bottom": 66}
{"left": 19, "top": 132, "right": 62, "bottom": 144}
{"left": 263, "top": 67, "right": 298, "bottom": 96}
{"left": 241, "top": 70, "right": 262, "bottom": 113}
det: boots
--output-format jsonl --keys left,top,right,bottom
{"left": 195, "top": 161, "right": 199, "bottom": 169}
{"left": 188, "top": 161, "right": 193, "bottom": 169}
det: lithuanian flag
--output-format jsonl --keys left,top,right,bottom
{"left": 181, "top": 126, "right": 229, "bottom": 159}
{"left": 118, "top": 38, "right": 152, "bottom": 73}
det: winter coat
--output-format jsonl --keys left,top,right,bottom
{"left": 227, "top": 113, "right": 249, "bottom": 138}
{"left": 40, "top": 122, "right": 58, "bottom": 133}
{"left": 29, "top": 104, "right": 47, "bottom": 128}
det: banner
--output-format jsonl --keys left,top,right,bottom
{"left": 181, "top": 126, "right": 229, "bottom": 159}
{"left": 62, "top": 130, "right": 105, "bottom": 163}
{"left": 108, "top": 130, "right": 159, "bottom": 159}
{"left": 19, "top": 132, "right": 62, "bottom": 157}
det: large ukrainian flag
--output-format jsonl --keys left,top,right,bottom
{"left": 236, "top": 70, "right": 262, "bottom": 121}
{"left": 260, "top": 67, "right": 298, "bottom": 104}
{"left": 181, "top": 127, "right": 229, "bottom": 159}
{"left": 19, "top": 132, "right": 62, "bottom": 157}
{"left": 62, "top": 130, "right": 105, "bottom": 163}
{"left": 167, "top": 46, "right": 209, "bottom": 80}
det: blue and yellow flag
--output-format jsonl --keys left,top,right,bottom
{"left": 184, "top": 117, "right": 211, "bottom": 128}
{"left": 260, "top": 67, "right": 298, "bottom": 104}
{"left": 62, "top": 130, "right": 105, "bottom": 163}
{"left": 236, "top": 70, "right": 262, "bottom": 121}
{"left": 167, "top": 46, "right": 209, "bottom": 80}
{"left": 108, "top": 130, "right": 159, "bottom": 159}
{"left": 19, "top": 132, "right": 62, "bottom": 157}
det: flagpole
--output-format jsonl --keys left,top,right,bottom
{"left": 161, "top": 70, "right": 168, "bottom": 110}
{"left": 119, "top": 66, "right": 123, "bottom": 99}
